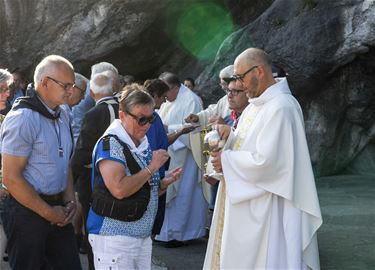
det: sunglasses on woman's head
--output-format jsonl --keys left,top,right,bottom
{"left": 126, "top": 110, "right": 157, "bottom": 126}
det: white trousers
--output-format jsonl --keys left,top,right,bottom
{"left": 89, "top": 234, "right": 152, "bottom": 270}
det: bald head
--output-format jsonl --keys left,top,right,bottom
{"left": 233, "top": 48, "right": 275, "bottom": 97}
{"left": 235, "top": 48, "right": 272, "bottom": 71}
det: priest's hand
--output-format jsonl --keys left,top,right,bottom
{"left": 211, "top": 150, "right": 222, "bottom": 172}
{"left": 184, "top": 113, "right": 199, "bottom": 123}
{"left": 180, "top": 124, "right": 198, "bottom": 134}
{"left": 214, "top": 124, "right": 231, "bottom": 140}
{"left": 208, "top": 115, "right": 226, "bottom": 125}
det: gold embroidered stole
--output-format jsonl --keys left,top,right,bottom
{"left": 233, "top": 105, "right": 260, "bottom": 150}
{"left": 210, "top": 104, "right": 261, "bottom": 269}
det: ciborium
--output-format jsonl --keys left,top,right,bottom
{"left": 203, "top": 129, "right": 226, "bottom": 178}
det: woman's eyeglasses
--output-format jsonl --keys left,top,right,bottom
{"left": 126, "top": 110, "right": 157, "bottom": 126}
{"left": 0, "top": 86, "right": 10, "bottom": 94}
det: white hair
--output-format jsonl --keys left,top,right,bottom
{"left": 0, "top": 69, "right": 13, "bottom": 85}
{"left": 34, "top": 55, "right": 73, "bottom": 88}
{"left": 91, "top": 62, "right": 118, "bottom": 79}
{"left": 219, "top": 65, "right": 234, "bottom": 79}
{"left": 90, "top": 73, "right": 113, "bottom": 95}
{"left": 74, "top": 72, "right": 88, "bottom": 89}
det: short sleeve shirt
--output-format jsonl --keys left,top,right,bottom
{"left": 87, "top": 136, "right": 159, "bottom": 238}
{"left": 0, "top": 107, "right": 72, "bottom": 194}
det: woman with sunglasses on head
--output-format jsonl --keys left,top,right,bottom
{"left": 87, "top": 85, "right": 182, "bottom": 270}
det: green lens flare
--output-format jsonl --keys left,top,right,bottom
{"left": 165, "top": 3, "right": 234, "bottom": 61}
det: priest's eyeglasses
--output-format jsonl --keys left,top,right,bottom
{"left": 126, "top": 110, "right": 157, "bottom": 126}
{"left": 224, "top": 88, "right": 245, "bottom": 96}
{"left": 46, "top": 76, "right": 75, "bottom": 91}
{"left": 231, "top": 66, "right": 258, "bottom": 82}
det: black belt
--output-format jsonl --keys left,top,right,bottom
{"left": 39, "top": 192, "right": 64, "bottom": 205}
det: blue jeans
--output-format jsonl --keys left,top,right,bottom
{"left": 1, "top": 196, "right": 82, "bottom": 270}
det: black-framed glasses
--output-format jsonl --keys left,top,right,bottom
{"left": 126, "top": 110, "right": 157, "bottom": 126}
{"left": 231, "top": 66, "right": 258, "bottom": 82}
{"left": 222, "top": 76, "right": 236, "bottom": 85}
{"left": 224, "top": 88, "right": 245, "bottom": 96}
{"left": 46, "top": 76, "right": 75, "bottom": 91}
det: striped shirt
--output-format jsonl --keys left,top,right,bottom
{"left": 0, "top": 104, "right": 73, "bottom": 195}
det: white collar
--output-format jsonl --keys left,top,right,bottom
{"left": 248, "top": 78, "right": 291, "bottom": 106}
{"left": 104, "top": 119, "right": 149, "bottom": 156}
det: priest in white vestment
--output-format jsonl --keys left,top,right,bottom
{"left": 204, "top": 48, "right": 322, "bottom": 269}
{"left": 155, "top": 72, "right": 208, "bottom": 246}
{"left": 185, "top": 65, "right": 234, "bottom": 127}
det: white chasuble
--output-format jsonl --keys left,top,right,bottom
{"left": 203, "top": 78, "right": 322, "bottom": 270}
{"left": 156, "top": 84, "right": 208, "bottom": 242}
{"left": 158, "top": 84, "right": 203, "bottom": 203}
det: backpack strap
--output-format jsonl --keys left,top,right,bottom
{"left": 93, "top": 134, "right": 146, "bottom": 188}
{"left": 102, "top": 134, "right": 142, "bottom": 174}
{"left": 102, "top": 99, "right": 118, "bottom": 124}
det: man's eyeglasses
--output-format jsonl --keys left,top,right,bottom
{"left": 224, "top": 88, "right": 245, "bottom": 96}
{"left": 47, "top": 76, "right": 75, "bottom": 91}
{"left": 74, "top": 85, "right": 86, "bottom": 94}
{"left": 231, "top": 66, "right": 258, "bottom": 82}
{"left": 126, "top": 110, "right": 157, "bottom": 126}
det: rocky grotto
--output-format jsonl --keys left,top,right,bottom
{"left": 0, "top": 0, "right": 374, "bottom": 268}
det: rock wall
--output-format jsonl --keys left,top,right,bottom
{"left": 196, "top": 0, "right": 375, "bottom": 176}
{"left": 0, "top": 0, "right": 374, "bottom": 176}
{"left": 0, "top": 0, "right": 171, "bottom": 75}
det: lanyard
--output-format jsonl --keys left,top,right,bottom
{"left": 53, "top": 119, "right": 63, "bottom": 157}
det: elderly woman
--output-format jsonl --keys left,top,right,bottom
{"left": 0, "top": 69, "right": 12, "bottom": 260}
{"left": 87, "top": 88, "right": 181, "bottom": 269}
{"left": 0, "top": 69, "right": 12, "bottom": 113}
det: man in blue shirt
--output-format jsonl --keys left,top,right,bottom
{"left": 0, "top": 55, "right": 81, "bottom": 270}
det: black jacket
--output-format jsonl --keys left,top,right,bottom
{"left": 70, "top": 97, "right": 119, "bottom": 199}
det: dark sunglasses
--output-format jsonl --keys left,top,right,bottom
{"left": 126, "top": 110, "right": 157, "bottom": 126}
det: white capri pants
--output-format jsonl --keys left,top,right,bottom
{"left": 89, "top": 234, "right": 152, "bottom": 270}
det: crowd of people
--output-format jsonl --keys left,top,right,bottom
{"left": 0, "top": 47, "right": 322, "bottom": 270}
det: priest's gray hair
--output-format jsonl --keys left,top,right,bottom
{"left": 219, "top": 65, "right": 234, "bottom": 79}
{"left": 91, "top": 62, "right": 118, "bottom": 79}
{"left": 0, "top": 69, "right": 13, "bottom": 85}
{"left": 90, "top": 73, "right": 113, "bottom": 95}
{"left": 34, "top": 55, "right": 74, "bottom": 88}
